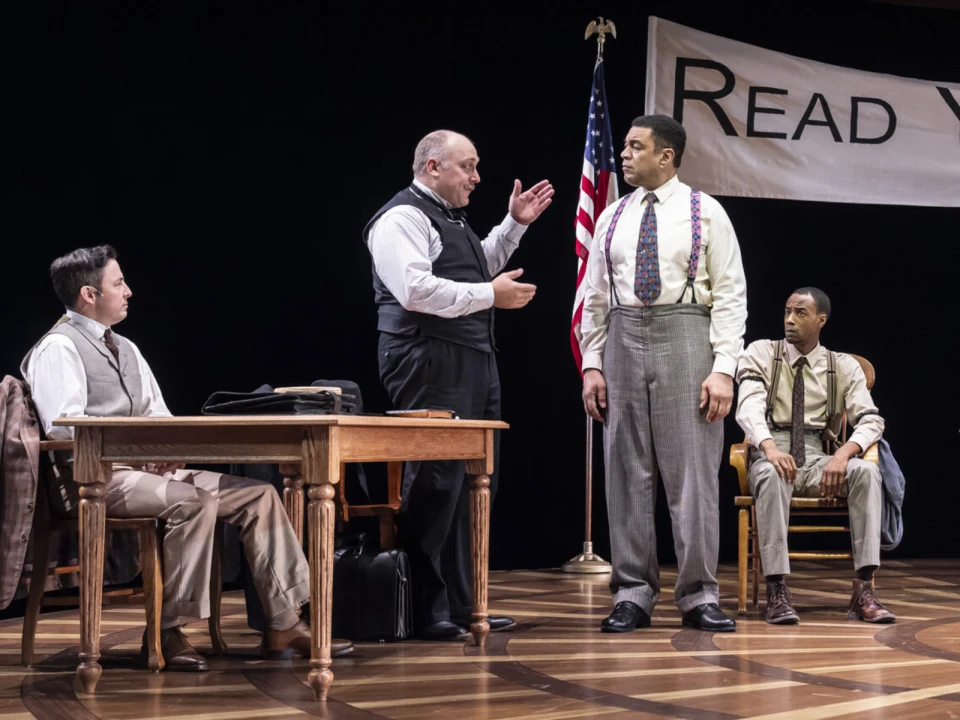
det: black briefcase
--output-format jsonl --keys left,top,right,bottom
{"left": 332, "top": 533, "right": 412, "bottom": 642}
{"left": 200, "top": 387, "right": 349, "bottom": 415}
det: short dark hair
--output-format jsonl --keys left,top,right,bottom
{"left": 50, "top": 245, "right": 118, "bottom": 309}
{"left": 792, "top": 286, "right": 831, "bottom": 319}
{"left": 631, "top": 114, "right": 687, "bottom": 168}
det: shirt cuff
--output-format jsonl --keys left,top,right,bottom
{"left": 848, "top": 430, "right": 876, "bottom": 455}
{"left": 477, "top": 282, "right": 495, "bottom": 310}
{"left": 750, "top": 427, "right": 774, "bottom": 449}
{"left": 500, "top": 214, "right": 528, "bottom": 244}
{"left": 581, "top": 352, "right": 603, "bottom": 373}
{"left": 712, "top": 354, "right": 738, "bottom": 377}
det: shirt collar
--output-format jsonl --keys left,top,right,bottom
{"left": 66, "top": 308, "right": 109, "bottom": 340}
{"left": 784, "top": 340, "right": 825, "bottom": 368}
{"left": 412, "top": 179, "right": 453, "bottom": 209}
{"left": 638, "top": 173, "right": 682, "bottom": 206}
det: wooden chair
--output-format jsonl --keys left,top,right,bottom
{"left": 281, "top": 462, "right": 402, "bottom": 549}
{"left": 730, "top": 353, "right": 880, "bottom": 615}
{"left": 337, "top": 462, "right": 402, "bottom": 549}
{"left": 22, "top": 439, "right": 228, "bottom": 669}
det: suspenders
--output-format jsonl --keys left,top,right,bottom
{"left": 603, "top": 189, "right": 703, "bottom": 307}
{"left": 765, "top": 339, "right": 843, "bottom": 453}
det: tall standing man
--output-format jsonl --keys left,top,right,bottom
{"left": 364, "top": 130, "right": 553, "bottom": 640}
{"left": 580, "top": 115, "right": 747, "bottom": 633}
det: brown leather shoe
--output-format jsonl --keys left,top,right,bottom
{"left": 765, "top": 578, "right": 799, "bottom": 625}
{"left": 847, "top": 579, "right": 896, "bottom": 623}
{"left": 141, "top": 627, "right": 209, "bottom": 672}
{"left": 262, "top": 620, "right": 354, "bottom": 659}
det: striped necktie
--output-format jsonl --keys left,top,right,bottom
{"left": 103, "top": 328, "right": 120, "bottom": 364}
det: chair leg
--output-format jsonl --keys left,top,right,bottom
{"left": 21, "top": 519, "right": 52, "bottom": 667}
{"left": 208, "top": 520, "right": 228, "bottom": 655}
{"left": 751, "top": 507, "right": 761, "bottom": 610}
{"left": 737, "top": 508, "right": 748, "bottom": 616}
{"left": 379, "top": 515, "right": 397, "bottom": 550}
{"left": 139, "top": 525, "right": 165, "bottom": 672}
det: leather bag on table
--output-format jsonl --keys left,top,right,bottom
{"left": 200, "top": 387, "right": 349, "bottom": 415}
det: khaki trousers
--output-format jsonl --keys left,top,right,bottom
{"left": 52, "top": 465, "right": 309, "bottom": 628}
{"left": 749, "top": 431, "right": 882, "bottom": 577}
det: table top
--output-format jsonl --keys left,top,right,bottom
{"left": 53, "top": 415, "right": 509, "bottom": 430}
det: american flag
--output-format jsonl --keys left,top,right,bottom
{"left": 571, "top": 55, "right": 618, "bottom": 373}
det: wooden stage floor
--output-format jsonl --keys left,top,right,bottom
{"left": 3, "top": 559, "right": 960, "bottom": 720}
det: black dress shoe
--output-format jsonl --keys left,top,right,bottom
{"left": 600, "top": 601, "right": 651, "bottom": 633}
{"left": 682, "top": 603, "right": 737, "bottom": 632}
{"left": 416, "top": 620, "right": 470, "bottom": 641}
{"left": 451, "top": 615, "right": 516, "bottom": 632}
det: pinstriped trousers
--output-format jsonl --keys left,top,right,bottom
{"left": 604, "top": 304, "right": 724, "bottom": 614}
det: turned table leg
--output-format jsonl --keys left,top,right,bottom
{"left": 465, "top": 428, "right": 495, "bottom": 649}
{"left": 303, "top": 427, "right": 338, "bottom": 701}
{"left": 75, "top": 428, "right": 108, "bottom": 694}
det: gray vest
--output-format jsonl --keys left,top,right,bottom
{"left": 22, "top": 318, "right": 145, "bottom": 422}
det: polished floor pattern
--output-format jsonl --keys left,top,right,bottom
{"left": 3, "top": 560, "right": 960, "bottom": 719}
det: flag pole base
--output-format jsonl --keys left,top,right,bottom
{"left": 561, "top": 541, "right": 611, "bottom": 574}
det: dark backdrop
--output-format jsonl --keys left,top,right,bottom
{"left": 2, "top": 0, "right": 958, "bottom": 572}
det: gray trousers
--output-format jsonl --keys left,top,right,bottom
{"left": 604, "top": 304, "right": 723, "bottom": 614}
{"left": 53, "top": 466, "right": 309, "bottom": 629}
{"left": 749, "top": 431, "right": 882, "bottom": 577}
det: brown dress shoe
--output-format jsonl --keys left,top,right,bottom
{"left": 847, "top": 579, "right": 896, "bottom": 623}
{"left": 141, "top": 627, "right": 209, "bottom": 672}
{"left": 765, "top": 578, "right": 799, "bottom": 625}
{"left": 262, "top": 620, "right": 354, "bottom": 659}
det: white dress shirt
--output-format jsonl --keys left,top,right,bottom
{"left": 579, "top": 175, "right": 748, "bottom": 376}
{"left": 23, "top": 310, "right": 172, "bottom": 440}
{"left": 735, "top": 339, "right": 885, "bottom": 452}
{"left": 366, "top": 180, "right": 527, "bottom": 318}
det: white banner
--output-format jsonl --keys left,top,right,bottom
{"left": 645, "top": 17, "right": 960, "bottom": 206}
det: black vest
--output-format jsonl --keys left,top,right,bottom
{"left": 363, "top": 185, "right": 495, "bottom": 352}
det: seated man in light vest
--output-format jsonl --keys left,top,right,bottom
{"left": 735, "top": 287, "right": 894, "bottom": 625}
{"left": 22, "top": 245, "right": 353, "bottom": 670}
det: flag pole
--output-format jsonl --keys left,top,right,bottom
{"left": 562, "top": 16, "right": 616, "bottom": 575}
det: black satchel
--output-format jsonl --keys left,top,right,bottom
{"left": 332, "top": 533, "right": 412, "bottom": 642}
{"left": 200, "top": 387, "right": 351, "bottom": 415}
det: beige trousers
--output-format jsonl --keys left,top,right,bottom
{"left": 749, "top": 431, "right": 882, "bottom": 577}
{"left": 52, "top": 465, "right": 309, "bottom": 628}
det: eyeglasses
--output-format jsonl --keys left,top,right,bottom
{"left": 83, "top": 286, "right": 103, "bottom": 297}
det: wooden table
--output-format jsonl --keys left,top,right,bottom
{"left": 53, "top": 415, "right": 507, "bottom": 701}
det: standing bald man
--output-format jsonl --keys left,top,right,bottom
{"left": 364, "top": 130, "right": 553, "bottom": 640}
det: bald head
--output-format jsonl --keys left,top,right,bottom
{"left": 412, "top": 130, "right": 480, "bottom": 208}
{"left": 412, "top": 130, "right": 472, "bottom": 176}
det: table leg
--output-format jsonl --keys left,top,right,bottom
{"left": 75, "top": 428, "right": 107, "bottom": 694}
{"left": 466, "top": 433, "right": 493, "bottom": 649}
{"left": 303, "top": 427, "right": 338, "bottom": 702}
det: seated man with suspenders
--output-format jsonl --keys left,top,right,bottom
{"left": 735, "top": 287, "right": 895, "bottom": 625}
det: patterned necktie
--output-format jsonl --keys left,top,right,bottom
{"left": 789, "top": 357, "right": 808, "bottom": 466}
{"left": 103, "top": 328, "right": 120, "bottom": 364}
{"left": 634, "top": 192, "right": 660, "bottom": 305}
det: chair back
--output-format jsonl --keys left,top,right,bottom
{"left": 838, "top": 353, "right": 875, "bottom": 443}
{"left": 846, "top": 353, "right": 875, "bottom": 390}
